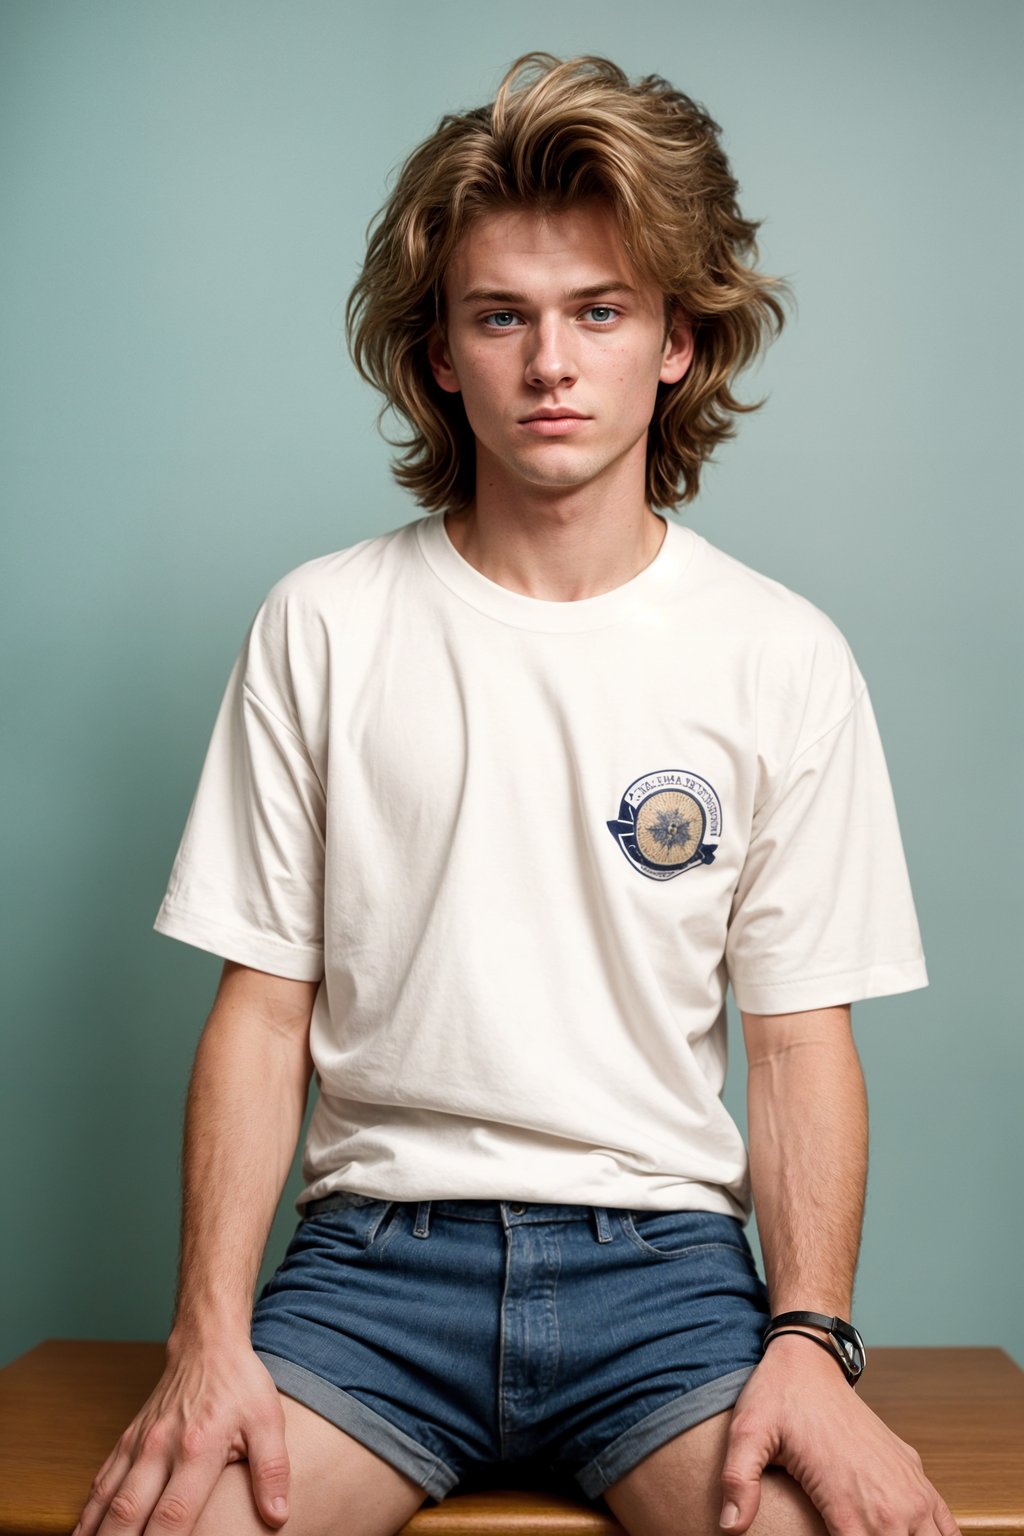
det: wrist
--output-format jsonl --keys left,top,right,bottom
{"left": 762, "top": 1330, "right": 844, "bottom": 1363}
{"left": 169, "top": 1304, "right": 254, "bottom": 1355}
{"left": 767, "top": 1293, "right": 853, "bottom": 1318}
{"left": 761, "top": 1331, "right": 857, "bottom": 1389}
{"left": 762, "top": 1310, "right": 866, "bottom": 1386}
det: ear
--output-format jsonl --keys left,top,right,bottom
{"left": 428, "top": 331, "right": 462, "bottom": 395}
{"left": 659, "top": 309, "right": 695, "bottom": 385}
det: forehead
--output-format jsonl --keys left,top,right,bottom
{"left": 445, "top": 201, "right": 652, "bottom": 299}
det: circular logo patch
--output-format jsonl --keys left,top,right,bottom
{"left": 607, "top": 770, "right": 722, "bottom": 881}
{"left": 634, "top": 789, "right": 705, "bottom": 868}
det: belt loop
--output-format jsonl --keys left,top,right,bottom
{"left": 592, "top": 1207, "right": 613, "bottom": 1243}
{"left": 413, "top": 1200, "right": 432, "bottom": 1239}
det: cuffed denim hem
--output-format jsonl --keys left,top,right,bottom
{"left": 256, "top": 1350, "right": 460, "bottom": 1502}
{"left": 575, "top": 1365, "right": 755, "bottom": 1499}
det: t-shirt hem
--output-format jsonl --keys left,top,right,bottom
{"left": 153, "top": 903, "right": 324, "bottom": 983}
{"left": 296, "top": 1175, "right": 748, "bottom": 1222}
{"left": 729, "top": 956, "right": 928, "bottom": 1015}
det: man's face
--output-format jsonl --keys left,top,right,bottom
{"left": 428, "top": 201, "right": 693, "bottom": 507}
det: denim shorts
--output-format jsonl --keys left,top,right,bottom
{"left": 250, "top": 1195, "right": 771, "bottom": 1504}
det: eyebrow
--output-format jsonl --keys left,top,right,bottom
{"left": 458, "top": 282, "right": 639, "bottom": 306}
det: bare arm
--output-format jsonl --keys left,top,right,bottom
{"left": 717, "top": 1004, "right": 959, "bottom": 1536}
{"left": 173, "top": 960, "right": 316, "bottom": 1341}
{"left": 76, "top": 961, "right": 318, "bottom": 1536}
{"left": 744, "top": 1003, "right": 866, "bottom": 1320}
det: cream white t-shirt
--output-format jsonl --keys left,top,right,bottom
{"left": 154, "top": 514, "right": 927, "bottom": 1219}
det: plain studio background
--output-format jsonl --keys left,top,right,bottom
{"left": 1, "top": 0, "right": 1021, "bottom": 1370}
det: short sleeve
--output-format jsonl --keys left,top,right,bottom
{"left": 153, "top": 593, "right": 327, "bottom": 982}
{"left": 725, "top": 683, "right": 928, "bottom": 1015}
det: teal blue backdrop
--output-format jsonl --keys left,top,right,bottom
{"left": 2, "top": 0, "right": 1022, "bottom": 1370}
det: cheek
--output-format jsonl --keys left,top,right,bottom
{"left": 607, "top": 341, "right": 662, "bottom": 387}
{"left": 615, "top": 356, "right": 663, "bottom": 412}
{"left": 454, "top": 348, "right": 512, "bottom": 411}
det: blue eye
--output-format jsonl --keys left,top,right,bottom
{"left": 484, "top": 311, "right": 519, "bottom": 328}
{"left": 586, "top": 306, "right": 617, "bottom": 323}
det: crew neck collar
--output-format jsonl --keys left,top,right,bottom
{"left": 415, "top": 512, "right": 698, "bottom": 633}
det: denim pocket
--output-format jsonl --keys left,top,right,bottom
{"left": 619, "top": 1209, "right": 749, "bottom": 1261}
{"left": 300, "top": 1194, "right": 397, "bottom": 1251}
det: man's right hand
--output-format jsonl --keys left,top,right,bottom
{"left": 74, "top": 1337, "right": 290, "bottom": 1536}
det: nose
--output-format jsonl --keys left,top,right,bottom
{"left": 525, "top": 318, "right": 578, "bottom": 390}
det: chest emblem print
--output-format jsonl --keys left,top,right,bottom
{"left": 607, "top": 769, "right": 722, "bottom": 881}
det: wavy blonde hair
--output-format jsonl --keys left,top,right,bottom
{"left": 347, "top": 53, "right": 787, "bottom": 512}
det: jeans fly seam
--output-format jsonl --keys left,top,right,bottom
{"left": 497, "top": 1222, "right": 514, "bottom": 1457}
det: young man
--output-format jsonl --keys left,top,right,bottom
{"left": 77, "top": 54, "right": 959, "bottom": 1536}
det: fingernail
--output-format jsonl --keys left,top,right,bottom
{"left": 721, "top": 1504, "right": 740, "bottom": 1530}
{"left": 272, "top": 1498, "right": 287, "bottom": 1516}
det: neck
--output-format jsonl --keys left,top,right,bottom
{"left": 444, "top": 462, "right": 666, "bottom": 603}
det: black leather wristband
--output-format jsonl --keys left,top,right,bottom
{"left": 763, "top": 1311, "right": 866, "bottom": 1385}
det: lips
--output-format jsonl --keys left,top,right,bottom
{"left": 518, "top": 408, "right": 591, "bottom": 437}
{"left": 519, "top": 412, "right": 590, "bottom": 436}
{"left": 520, "top": 409, "right": 588, "bottom": 422}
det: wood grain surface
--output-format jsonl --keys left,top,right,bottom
{"left": 1, "top": 1340, "right": 1021, "bottom": 1535}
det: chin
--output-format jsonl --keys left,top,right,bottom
{"left": 514, "top": 452, "right": 605, "bottom": 487}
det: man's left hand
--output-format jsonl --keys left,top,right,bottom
{"left": 719, "top": 1335, "right": 961, "bottom": 1536}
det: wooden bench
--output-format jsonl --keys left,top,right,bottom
{"left": 2, "top": 1340, "right": 1022, "bottom": 1534}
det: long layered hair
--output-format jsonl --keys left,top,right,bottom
{"left": 347, "top": 53, "right": 787, "bottom": 512}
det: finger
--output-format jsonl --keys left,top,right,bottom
{"left": 932, "top": 1492, "right": 962, "bottom": 1536}
{"left": 92, "top": 1437, "right": 173, "bottom": 1536}
{"left": 141, "top": 1456, "right": 225, "bottom": 1536}
{"left": 245, "top": 1416, "right": 292, "bottom": 1528}
{"left": 719, "top": 1426, "right": 767, "bottom": 1533}
{"left": 75, "top": 1436, "right": 139, "bottom": 1536}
